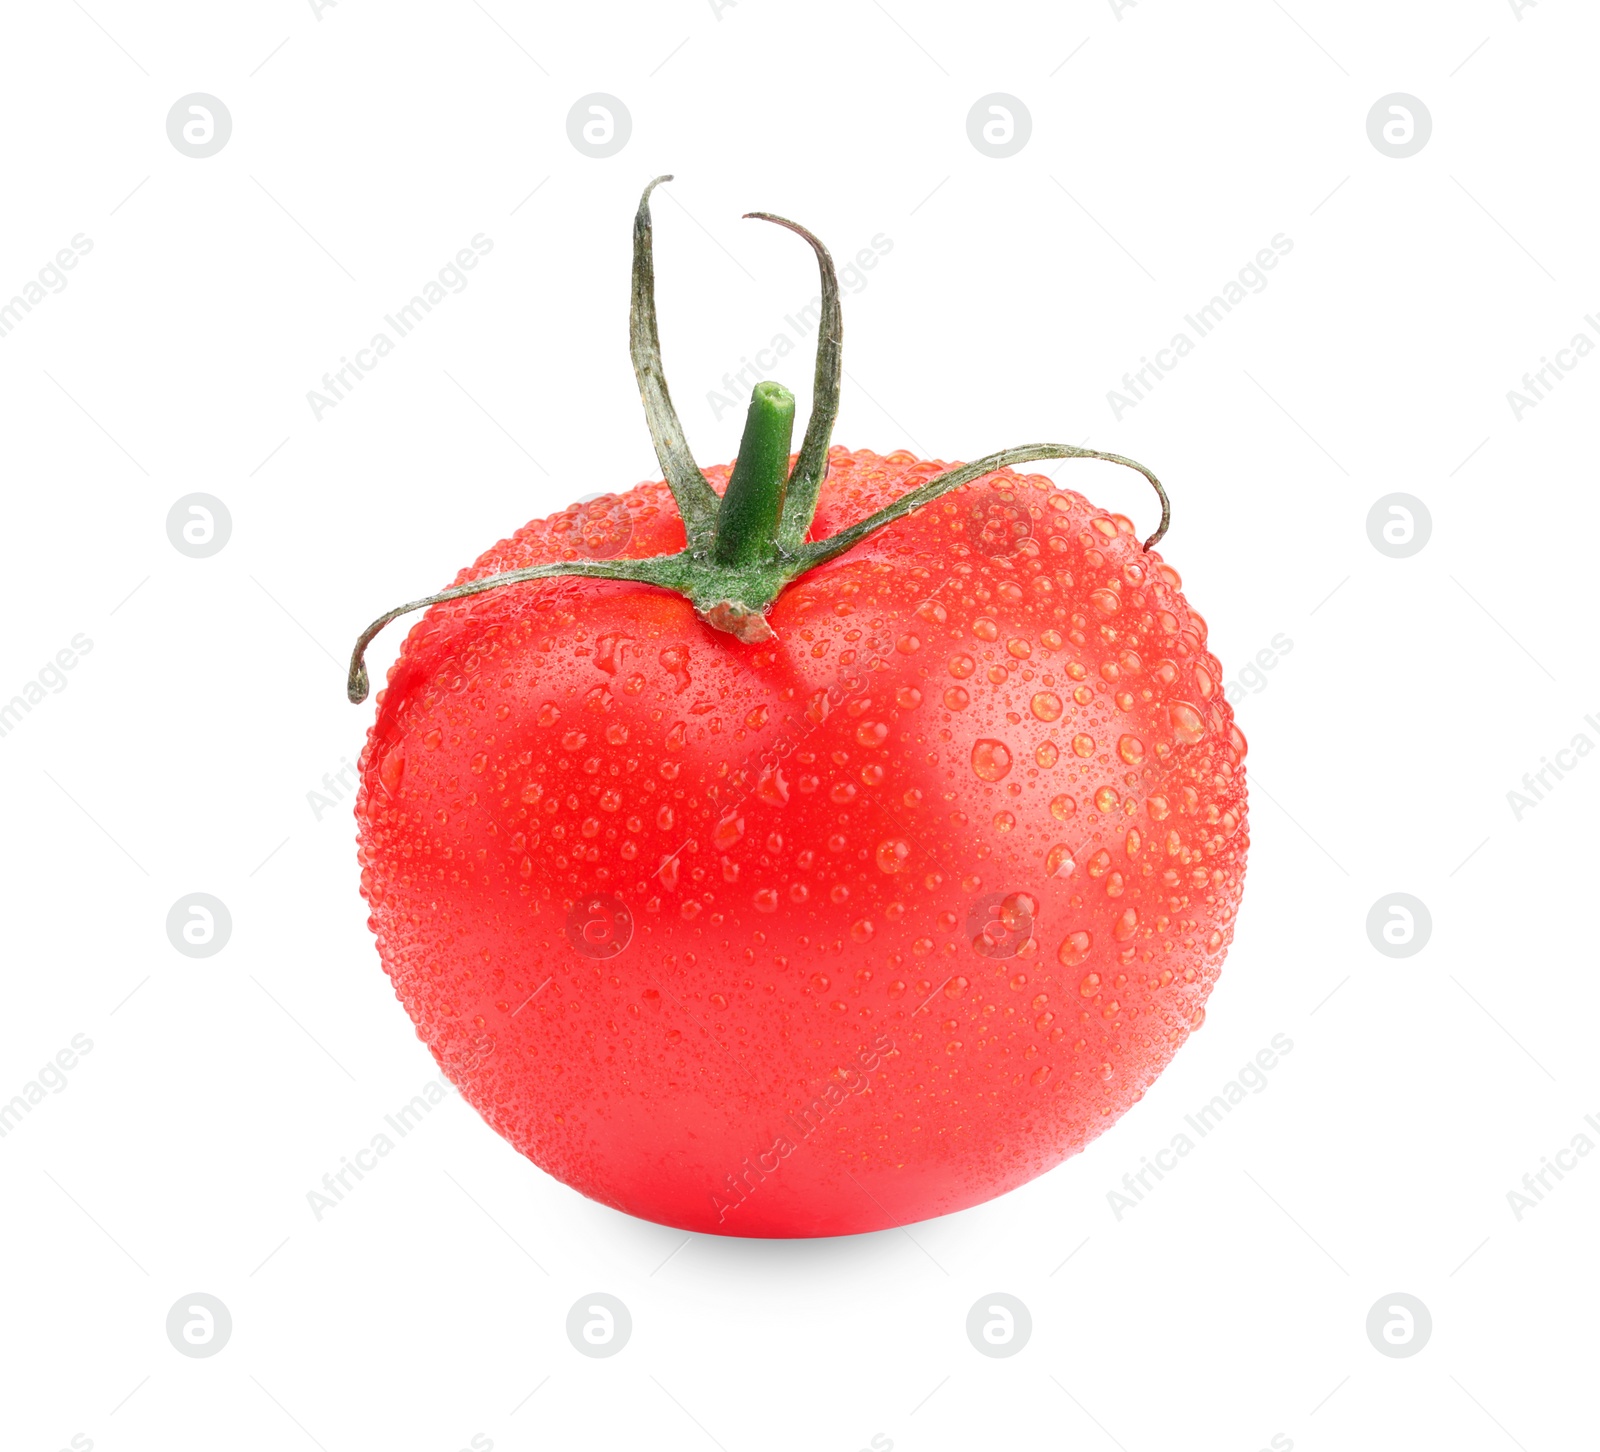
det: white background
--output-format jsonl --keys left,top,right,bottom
{"left": 1, "top": 2, "right": 1594, "bottom": 1449}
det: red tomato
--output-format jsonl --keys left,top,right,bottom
{"left": 355, "top": 446, "right": 1248, "bottom": 1236}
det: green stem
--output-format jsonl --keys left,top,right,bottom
{"left": 712, "top": 381, "right": 795, "bottom": 567}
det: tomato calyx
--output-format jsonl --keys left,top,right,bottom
{"left": 345, "top": 176, "right": 1173, "bottom": 704}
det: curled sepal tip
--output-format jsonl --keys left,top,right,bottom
{"left": 345, "top": 556, "right": 680, "bottom": 704}
{"left": 742, "top": 211, "right": 842, "bottom": 550}
{"left": 630, "top": 176, "right": 720, "bottom": 544}
{"left": 799, "top": 444, "right": 1170, "bottom": 570}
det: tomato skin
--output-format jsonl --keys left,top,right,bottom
{"left": 356, "top": 447, "right": 1248, "bottom": 1237}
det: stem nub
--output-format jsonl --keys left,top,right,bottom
{"left": 712, "top": 381, "right": 795, "bottom": 567}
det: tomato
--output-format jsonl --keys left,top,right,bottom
{"left": 355, "top": 448, "right": 1246, "bottom": 1235}
{"left": 350, "top": 180, "right": 1248, "bottom": 1236}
